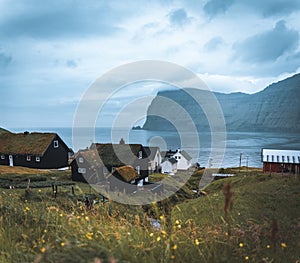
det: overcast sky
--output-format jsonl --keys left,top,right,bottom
{"left": 1, "top": 0, "right": 300, "bottom": 128}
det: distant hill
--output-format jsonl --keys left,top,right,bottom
{"left": 143, "top": 74, "right": 300, "bottom": 132}
{"left": 0, "top": 127, "right": 11, "bottom": 134}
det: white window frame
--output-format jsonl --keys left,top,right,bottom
{"left": 36, "top": 156, "right": 41, "bottom": 162}
{"left": 136, "top": 166, "right": 140, "bottom": 175}
{"left": 53, "top": 140, "right": 59, "bottom": 148}
{"left": 26, "top": 155, "right": 31, "bottom": 161}
{"left": 138, "top": 150, "right": 143, "bottom": 159}
{"left": 79, "top": 157, "right": 84, "bottom": 163}
{"left": 0, "top": 155, "right": 5, "bottom": 160}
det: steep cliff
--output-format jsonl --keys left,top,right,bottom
{"left": 143, "top": 74, "right": 300, "bottom": 132}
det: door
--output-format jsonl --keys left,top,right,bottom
{"left": 9, "top": 155, "right": 13, "bottom": 166}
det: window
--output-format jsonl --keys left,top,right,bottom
{"left": 282, "top": 156, "right": 285, "bottom": 162}
{"left": 287, "top": 156, "right": 290, "bottom": 163}
{"left": 36, "top": 156, "right": 40, "bottom": 162}
{"left": 178, "top": 156, "right": 181, "bottom": 159}
{"left": 26, "top": 155, "right": 31, "bottom": 161}
{"left": 136, "top": 166, "right": 140, "bottom": 175}
{"left": 266, "top": 155, "right": 269, "bottom": 162}
{"left": 138, "top": 151, "right": 143, "bottom": 159}
{"left": 292, "top": 156, "right": 295, "bottom": 163}
{"left": 53, "top": 140, "right": 59, "bottom": 148}
{"left": 79, "top": 157, "right": 84, "bottom": 163}
{"left": 78, "top": 168, "right": 86, "bottom": 174}
{"left": 277, "top": 156, "right": 279, "bottom": 162}
{"left": 0, "top": 155, "right": 4, "bottom": 160}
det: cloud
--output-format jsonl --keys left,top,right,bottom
{"left": 204, "top": 0, "right": 234, "bottom": 17}
{"left": 0, "top": 51, "right": 12, "bottom": 68}
{"left": 241, "top": 0, "right": 300, "bottom": 17}
{"left": 233, "top": 20, "right": 299, "bottom": 63}
{"left": 66, "top": 60, "right": 78, "bottom": 69}
{"left": 0, "top": 0, "right": 124, "bottom": 39}
{"left": 168, "top": 8, "right": 191, "bottom": 27}
{"left": 203, "top": 36, "right": 224, "bottom": 52}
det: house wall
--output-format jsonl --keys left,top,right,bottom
{"left": 161, "top": 161, "right": 175, "bottom": 173}
{"left": 0, "top": 135, "right": 70, "bottom": 169}
{"left": 173, "top": 152, "right": 190, "bottom": 170}
{"left": 0, "top": 154, "right": 9, "bottom": 166}
{"left": 263, "top": 162, "right": 300, "bottom": 174}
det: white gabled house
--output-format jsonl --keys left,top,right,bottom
{"left": 172, "top": 149, "right": 192, "bottom": 170}
{"left": 144, "top": 146, "right": 162, "bottom": 173}
{"left": 161, "top": 157, "right": 177, "bottom": 174}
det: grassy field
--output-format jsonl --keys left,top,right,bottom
{"left": 0, "top": 166, "right": 299, "bottom": 262}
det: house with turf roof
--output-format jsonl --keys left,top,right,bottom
{"left": 0, "top": 131, "right": 71, "bottom": 169}
{"left": 70, "top": 143, "right": 150, "bottom": 185}
{"left": 109, "top": 165, "right": 140, "bottom": 193}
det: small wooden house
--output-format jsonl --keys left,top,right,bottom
{"left": 71, "top": 143, "right": 150, "bottom": 184}
{"left": 172, "top": 149, "right": 192, "bottom": 170}
{"left": 262, "top": 149, "right": 300, "bottom": 174}
{"left": 161, "top": 149, "right": 192, "bottom": 171}
{"left": 0, "top": 132, "right": 71, "bottom": 169}
{"left": 161, "top": 157, "right": 177, "bottom": 174}
{"left": 144, "top": 146, "right": 162, "bottom": 173}
{"left": 109, "top": 165, "right": 139, "bottom": 193}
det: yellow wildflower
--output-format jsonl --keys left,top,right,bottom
{"left": 40, "top": 247, "right": 46, "bottom": 253}
{"left": 161, "top": 230, "right": 167, "bottom": 236}
{"left": 24, "top": 207, "right": 30, "bottom": 211}
{"left": 85, "top": 216, "right": 89, "bottom": 221}
{"left": 86, "top": 232, "right": 93, "bottom": 240}
{"left": 281, "top": 242, "right": 287, "bottom": 248}
{"left": 239, "top": 242, "right": 244, "bottom": 248}
{"left": 175, "top": 220, "right": 180, "bottom": 225}
{"left": 149, "top": 233, "right": 154, "bottom": 237}
{"left": 177, "top": 224, "right": 181, "bottom": 229}
{"left": 245, "top": 256, "right": 249, "bottom": 260}
{"left": 156, "top": 236, "right": 161, "bottom": 242}
{"left": 172, "top": 244, "right": 177, "bottom": 250}
{"left": 195, "top": 239, "right": 200, "bottom": 246}
{"left": 60, "top": 242, "right": 65, "bottom": 247}
{"left": 266, "top": 245, "right": 270, "bottom": 249}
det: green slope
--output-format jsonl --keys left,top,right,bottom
{"left": 172, "top": 173, "right": 300, "bottom": 262}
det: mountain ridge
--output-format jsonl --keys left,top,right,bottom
{"left": 142, "top": 74, "right": 300, "bottom": 132}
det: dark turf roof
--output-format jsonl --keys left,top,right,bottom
{"left": 0, "top": 132, "right": 57, "bottom": 155}
{"left": 92, "top": 143, "right": 144, "bottom": 167}
{"left": 113, "top": 165, "right": 139, "bottom": 183}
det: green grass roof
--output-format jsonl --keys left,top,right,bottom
{"left": 0, "top": 132, "right": 57, "bottom": 156}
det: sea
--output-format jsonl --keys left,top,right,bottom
{"left": 9, "top": 127, "right": 300, "bottom": 168}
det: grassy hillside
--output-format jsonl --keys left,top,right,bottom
{"left": 0, "top": 167, "right": 299, "bottom": 262}
{"left": 172, "top": 173, "right": 300, "bottom": 262}
{"left": 0, "top": 127, "right": 11, "bottom": 134}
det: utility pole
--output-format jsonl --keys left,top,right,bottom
{"left": 239, "top": 153, "right": 242, "bottom": 173}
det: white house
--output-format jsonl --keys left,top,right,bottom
{"left": 172, "top": 149, "right": 192, "bottom": 170}
{"left": 161, "top": 157, "right": 177, "bottom": 174}
{"left": 144, "top": 146, "right": 162, "bottom": 173}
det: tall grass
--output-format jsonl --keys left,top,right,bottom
{"left": 0, "top": 172, "right": 299, "bottom": 262}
